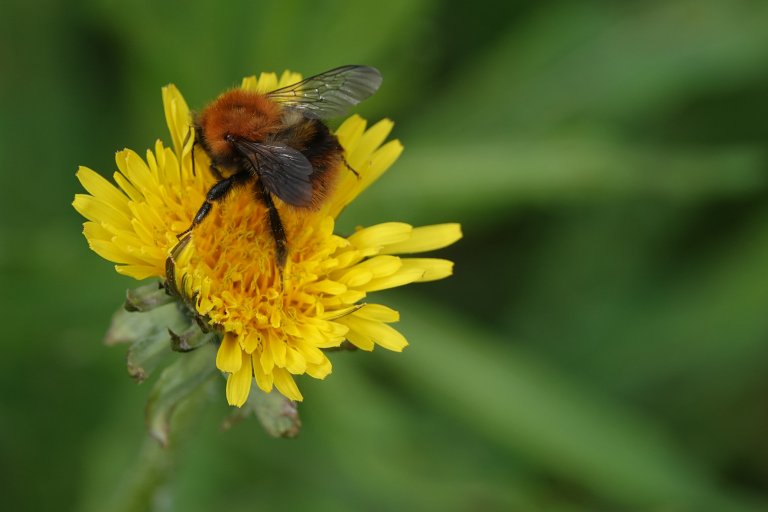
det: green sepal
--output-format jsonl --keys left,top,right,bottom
{"left": 124, "top": 282, "right": 174, "bottom": 312}
{"left": 105, "top": 293, "right": 197, "bottom": 382}
{"left": 125, "top": 327, "right": 177, "bottom": 383}
{"left": 145, "top": 343, "right": 217, "bottom": 447}
{"left": 103, "top": 306, "right": 169, "bottom": 347}
{"left": 169, "top": 326, "right": 217, "bottom": 353}
{"left": 222, "top": 384, "right": 301, "bottom": 438}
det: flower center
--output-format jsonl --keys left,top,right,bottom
{"left": 180, "top": 185, "right": 333, "bottom": 336}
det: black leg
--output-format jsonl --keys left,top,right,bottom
{"left": 183, "top": 126, "right": 193, "bottom": 148}
{"left": 188, "top": 131, "right": 197, "bottom": 176}
{"left": 178, "top": 171, "right": 250, "bottom": 238}
{"left": 165, "top": 232, "right": 192, "bottom": 297}
{"left": 209, "top": 163, "right": 224, "bottom": 180}
{"left": 341, "top": 154, "right": 359, "bottom": 178}
{"left": 255, "top": 179, "right": 287, "bottom": 268}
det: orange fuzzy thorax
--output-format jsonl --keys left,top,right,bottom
{"left": 195, "top": 89, "right": 283, "bottom": 162}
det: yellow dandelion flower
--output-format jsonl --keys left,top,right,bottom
{"left": 73, "top": 70, "right": 462, "bottom": 407}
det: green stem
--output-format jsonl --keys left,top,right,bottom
{"left": 103, "top": 379, "right": 214, "bottom": 512}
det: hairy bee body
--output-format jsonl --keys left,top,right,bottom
{"left": 195, "top": 90, "right": 283, "bottom": 168}
{"left": 176, "top": 65, "right": 383, "bottom": 268}
{"left": 195, "top": 89, "right": 343, "bottom": 207}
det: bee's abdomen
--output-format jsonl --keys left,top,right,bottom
{"left": 300, "top": 120, "right": 344, "bottom": 206}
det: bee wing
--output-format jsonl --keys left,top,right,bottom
{"left": 266, "top": 65, "right": 382, "bottom": 119}
{"left": 231, "top": 138, "right": 314, "bottom": 207}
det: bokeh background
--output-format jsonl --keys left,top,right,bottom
{"left": 2, "top": 1, "right": 768, "bottom": 510}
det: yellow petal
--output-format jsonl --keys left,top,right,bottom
{"left": 294, "top": 341, "right": 325, "bottom": 365}
{"left": 270, "top": 333, "right": 287, "bottom": 367}
{"left": 358, "top": 266, "right": 425, "bottom": 292}
{"left": 348, "top": 118, "right": 394, "bottom": 169}
{"left": 321, "top": 289, "right": 367, "bottom": 308}
{"left": 226, "top": 352, "right": 253, "bottom": 407}
{"left": 277, "top": 70, "right": 302, "bottom": 88}
{"left": 344, "top": 328, "right": 375, "bottom": 351}
{"left": 273, "top": 368, "right": 303, "bottom": 402}
{"left": 162, "top": 84, "right": 192, "bottom": 157}
{"left": 337, "top": 268, "right": 373, "bottom": 288}
{"left": 88, "top": 239, "right": 144, "bottom": 266}
{"left": 116, "top": 150, "right": 158, "bottom": 197}
{"left": 295, "top": 323, "right": 326, "bottom": 348}
{"left": 347, "top": 222, "right": 412, "bottom": 249}
{"left": 244, "top": 71, "right": 278, "bottom": 93}
{"left": 240, "top": 76, "right": 259, "bottom": 92}
{"left": 380, "top": 223, "right": 463, "bottom": 255}
{"left": 306, "top": 355, "right": 332, "bottom": 379}
{"left": 402, "top": 258, "right": 455, "bottom": 282}
{"left": 304, "top": 279, "right": 347, "bottom": 295}
{"left": 336, "top": 115, "right": 367, "bottom": 156}
{"left": 355, "top": 303, "right": 400, "bottom": 322}
{"left": 356, "top": 139, "right": 403, "bottom": 198}
{"left": 114, "top": 264, "right": 161, "bottom": 280}
{"left": 72, "top": 194, "right": 132, "bottom": 229}
{"left": 112, "top": 171, "right": 142, "bottom": 203}
{"left": 285, "top": 346, "right": 307, "bottom": 374}
{"left": 339, "top": 314, "right": 408, "bottom": 352}
{"left": 353, "top": 255, "right": 402, "bottom": 278}
{"left": 260, "top": 345, "right": 275, "bottom": 373}
{"left": 76, "top": 167, "right": 131, "bottom": 215}
{"left": 333, "top": 249, "right": 366, "bottom": 270}
{"left": 252, "top": 353, "right": 274, "bottom": 393}
{"left": 216, "top": 332, "right": 242, "bottom": 373}
{"left": 241, "top": 330, "right": 260, "bottom": 353}
{"left": 82, "top": 221, "right": 113, "bottom": 242}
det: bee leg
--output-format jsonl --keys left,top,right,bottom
{"left": 188, "top": 134, "right": 197, "bottom": 176}
{"left": 209, "top": 164, "right": 224, "bottom": 180}
{"left": 178, "top": 171, "right": 250, "bottom": 239}
{"left": 255, "top": 179, "right": 287, "bottom": 268}
{"left": 341, "top": 154, "right": 359, "bottom": 178}
{"left": 165, "top": 233, "right": 192, "bottom": 297}
{"left": 183, "top": 125, "right": 194, "bottom": 148}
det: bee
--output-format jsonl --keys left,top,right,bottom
{"left": 178, "top": 65, "right": 383, "bottom": 268}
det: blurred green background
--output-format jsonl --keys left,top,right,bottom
{"left": 2, "top": 0, "right": 768, "bottom": 510}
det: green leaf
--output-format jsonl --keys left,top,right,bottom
{"left": 412, "top": 1, "right": 768, "bottom": 138}
{"left": 386, "top": 296, "right": 768, "bottom": 512}
{"left": 342, "top": 141, "right": 765, "bottom": 227}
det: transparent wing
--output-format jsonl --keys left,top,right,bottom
{"left": 231, "top": 138, "right": 314, "bottom": 207}
{"left": 266, "top": 65, "right": 382, "bottom": 119}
